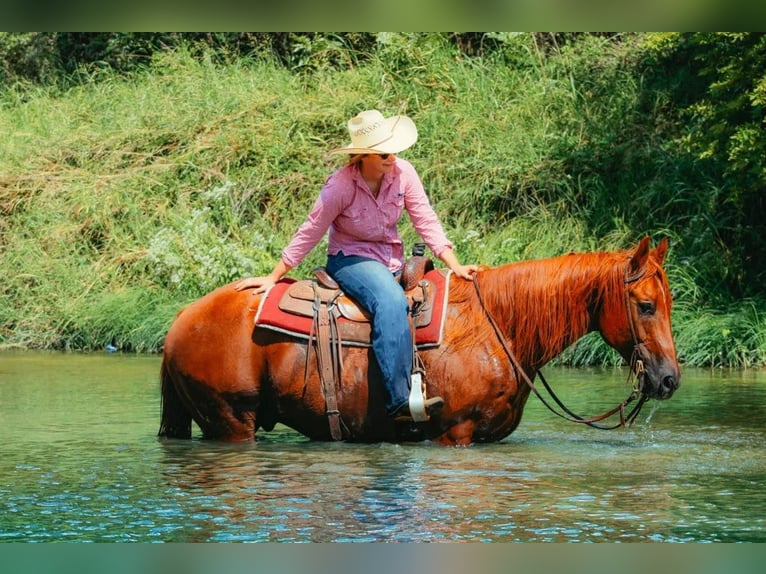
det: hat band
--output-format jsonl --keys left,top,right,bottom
{"left": 353, "top": 120, "right": 383, "bottom": 137}
{"left": 353, "top": 116, "right": 400, "bottom": 150}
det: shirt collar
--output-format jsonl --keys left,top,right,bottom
{"left": 350, "top": 160, "right": 398, "bottom": 192}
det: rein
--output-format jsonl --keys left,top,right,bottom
{"left": 472, "top": 264, "right": 648, "bottom": 430}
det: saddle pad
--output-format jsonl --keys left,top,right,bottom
{"left": 255, "top": 269, "right": 451, "bottom": 348}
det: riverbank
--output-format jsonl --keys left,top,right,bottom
{"left": 2, "top": 34, "right": 764, "bottom": 366}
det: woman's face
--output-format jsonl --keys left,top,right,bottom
{"left": 362, "top": 153, "right": 397, "bottom": 177}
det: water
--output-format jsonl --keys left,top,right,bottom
{"left": 1, "top": 351, "right": 765, "bottom": 542}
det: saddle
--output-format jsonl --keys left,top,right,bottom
{"left": 255, "top": 254, "right": 447, "bottom": 441}
{"left": 277, "top": 255, "right": 437, "bottom": 344}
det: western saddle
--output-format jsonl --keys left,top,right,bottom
{"left": 276, "top": 250, "right": 438, "bottom": 440}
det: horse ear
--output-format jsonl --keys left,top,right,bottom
{"left": 653, "top": 237, "right": 669, "bottom": 265}
{"left": 630, "top": 236, "right": 651, "bottom": 274}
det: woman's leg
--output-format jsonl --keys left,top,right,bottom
{"left": 327, "top": 253, "right": 411, "bottom": 415}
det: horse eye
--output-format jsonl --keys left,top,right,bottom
{"left": 638, "top": 301, "right": 655, "bottom": 316}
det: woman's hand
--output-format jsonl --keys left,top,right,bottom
{"left": 235, "top": 260, "right": 291, "bottom": 294}
{"left": 438, "top": 248, "right": 478, "bottom": 281}
{"left": 450, "top": 263, "right": 479, "bottom": 281}
{"left": 234, "top": 276, "right": 277, "bottom": 294}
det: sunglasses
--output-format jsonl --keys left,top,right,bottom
{"left": 376, "top": 153, "right": 393, "bottom": 159}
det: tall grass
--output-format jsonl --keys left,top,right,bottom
{"left": 1, "top": 37, "right": 764, "bottom": 365}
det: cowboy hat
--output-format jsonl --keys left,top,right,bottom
{"left": 330, "top": 109, "right": 418, "bottom": 155}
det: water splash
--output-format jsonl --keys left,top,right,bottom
{"left": 632, "top": 401, "right": 663, "bottom": 446}
{"left": 644, "top": 401, "right": 661, "bottom": 425}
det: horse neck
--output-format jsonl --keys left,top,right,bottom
{"left": 478, "top": 252, "right": 625, "bottom": 368}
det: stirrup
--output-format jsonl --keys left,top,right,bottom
{"left": 408, "top": 372, "right": 428, "bottom": 421}
{"left": 405, "top": 373, "right": 444, "bottom": 422}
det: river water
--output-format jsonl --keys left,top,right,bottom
{"left": 1, "top": 351, "right": 764, "bottom": 543}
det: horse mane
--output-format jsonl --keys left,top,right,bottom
{"left": 450, "top": 249, "right": 631, "bottom": 368}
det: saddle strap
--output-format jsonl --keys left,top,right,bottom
{"left": 314, "top": 286, "right": 343, "bottom": 440}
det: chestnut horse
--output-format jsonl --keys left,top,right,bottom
{"left": 158, "top": 237, "right": 680, "bottom": 446}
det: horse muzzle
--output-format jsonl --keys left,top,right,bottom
{"left": 627, "top": 341, "right": 680, "bottom": 401}
{"left": 636, "top": 362, "right": 681, "bottom": 400}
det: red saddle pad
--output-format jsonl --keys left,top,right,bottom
{"left": 255, "top": 269, "right": 451, "bottom": 348}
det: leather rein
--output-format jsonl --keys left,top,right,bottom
{"left": 472, "top": 261, "right": 649, "bottom": 430}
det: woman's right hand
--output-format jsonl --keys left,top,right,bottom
{"left": 235, "top": 260, "right": 291, "bottom": 294}
{"left": 234, "top": 276, "right": 277, "bottom": 294}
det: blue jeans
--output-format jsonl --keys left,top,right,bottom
{"left": 326, "top": 252, "right": 411, "bottom": 415}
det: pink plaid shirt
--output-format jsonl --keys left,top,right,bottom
{"left": 282, "top": 158, "right": 453, "bottom": 272}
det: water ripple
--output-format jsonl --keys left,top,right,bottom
{"left": 1, "top": 356, "right": 766, "bottom": 542}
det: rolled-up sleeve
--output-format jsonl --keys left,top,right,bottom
{"left": 401, "top": 162, "right": 453, "bottom": 257}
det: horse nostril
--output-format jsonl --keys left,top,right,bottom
{"left": 661, "top": 375, "right": 678, "bottom": 394}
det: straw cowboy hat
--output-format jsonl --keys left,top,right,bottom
{"left": 330, "top": 109, "right": 418, "bottom": 155}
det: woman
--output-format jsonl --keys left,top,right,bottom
{"left": 235, "top": 109, "right": 477, "bottom": 421}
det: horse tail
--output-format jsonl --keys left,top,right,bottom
{"left": 158, "top": 356, "right": 192, "bottom": 439}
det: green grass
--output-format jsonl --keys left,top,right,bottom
{"left": 1, "top": 37, "right": 764, "bottom": 366}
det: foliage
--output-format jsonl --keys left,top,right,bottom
{"left": 1, "top": 33, "right": 764, "bottom": 366}
{"left": 638, "top": 33, "right": 766, "bottom": 298}
{"left": 145, "top": 181, "right": 276, "bottom": 296}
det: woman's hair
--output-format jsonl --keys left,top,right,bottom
{"left": 347, "top": 154, "right": 364, "bottom": 166}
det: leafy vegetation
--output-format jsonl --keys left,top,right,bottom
{"left": 1, "top": 32, "right": 764, "bottom": 366}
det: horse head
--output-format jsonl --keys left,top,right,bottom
{"left": 597, "top": 237, "right": 681, "bottom": 400}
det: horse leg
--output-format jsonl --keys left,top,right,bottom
{"left": 194, "top": 385, "right": 258, "bottom": 442}
{"left": 432, "top": 418, "right": 477, "bottom": 446}
{"left": 160, "top": 361, "right": 259, "bottom": 441}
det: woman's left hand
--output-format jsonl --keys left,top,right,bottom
{"left": 439, "top": 248, "right": 479, "bottom": 281}
{"left": 451, "top": 264, "right": 479, "bottom": 281}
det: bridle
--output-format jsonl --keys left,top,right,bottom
{"left": 472, "top": 260, "right": 650, "bottom": 430}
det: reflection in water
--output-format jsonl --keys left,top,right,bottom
{"left": 1, "top": 351, "right": 765, "bottom": 542}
